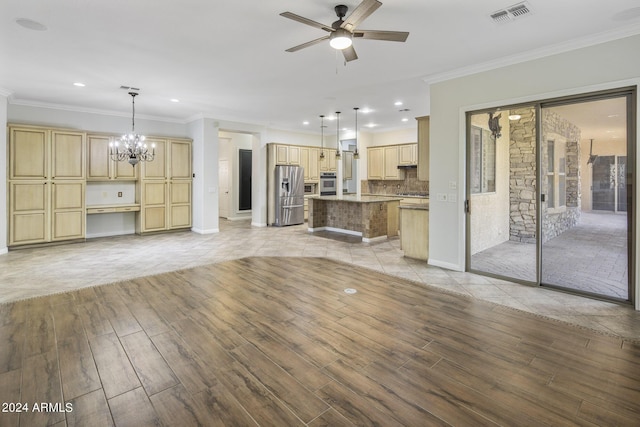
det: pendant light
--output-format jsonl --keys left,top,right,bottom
{"left": 319, "top": 115, "right": 325, "bottom": 159}
{"left": 353, "top": 107, "right": 360, "bottom": 159}
{"left": 335, "top": 111, "right": 342, "bottom": 158}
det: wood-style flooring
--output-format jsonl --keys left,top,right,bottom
{"left": 0, "top": 256, "right": 639, "bottom": 426}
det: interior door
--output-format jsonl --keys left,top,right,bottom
{"left": 218, "top": 159, "right": 229, "bottom": 218}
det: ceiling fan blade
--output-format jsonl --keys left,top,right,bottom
{"left": 280, "top": 12, "right": 333, "bottom": 32}
{"left": 342, "top": 45, "right": 358, "bottom": 62}
{"left": 341, "top": 0, "right": 382, "bottom": 32}
{"left": 285, "top": 35, "right": 330, "bottom": 53}
{"left": 354, "top": 29, "right": 409, "bottom": 42}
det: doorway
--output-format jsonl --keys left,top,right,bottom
{"left": 219, "top": 159, "right": 229, "bottom": 218}
{"left": 467, "top": 88, "right": 635, "bottom": 303}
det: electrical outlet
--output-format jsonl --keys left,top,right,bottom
{"left": 118, "top": 192, "right": 123, "bottom": 197}
{"left": 449, "top": 180, "right": 457, "bottom": 190}
{"left": 437, "top": 193, "right": 447, "bottom": 202}
{"left": 448, "top": 193, "right": 457, "bottom": 202}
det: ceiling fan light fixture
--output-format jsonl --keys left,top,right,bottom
{"left": 329, "top": 29, "right": 353, "bottom": 49}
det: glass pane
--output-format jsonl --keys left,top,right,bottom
{"left": 469, "top": 108, "right": 537, "bottom": 282}
{"left": 542, "top": 96, "right": 629, "bottom": 300}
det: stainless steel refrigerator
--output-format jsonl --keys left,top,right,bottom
{"left": 274, "top": 165, "right": 305, "bottom": 226}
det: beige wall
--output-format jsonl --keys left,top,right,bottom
{"left": 469, "top": 113, "right": 511, "bottom": 254}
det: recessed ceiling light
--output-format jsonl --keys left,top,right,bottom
{"left": 16, "top": 18, "right": 47, "bottom": 31}
{"left": 365, "top": 123, "right": 378, "bottom": 128}
{"left": 361, "top": 108, "right": 373, "bottom": 114}
{"left": 303, "top": 121, "right": 309, "bottom": 125}
{"left": 326, "top": 115, "right": 336, "bottom": 121}
{"left": 401, "top": 118, "right": 409, "bottom": 122}
{"left": 73, "top": 82, "right": 85, "bottom": 87}
{"left": 508, "top": 114, "right": 521, "bottom": 120}
{"left": 394, "top": 101, "right": 403, "bottom": 106}
{"left": 607, "top": 114, "right": 619, "bottom": 118}
{"left": 170, "top": 98, "right": 180, "bottom": 103}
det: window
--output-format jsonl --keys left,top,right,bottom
{"left": 546, "top": 139, "right": 566, "bottom": 210}
{"left": 470, "top": 126, "right": 496, "bottom": 194}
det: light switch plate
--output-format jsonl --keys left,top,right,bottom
{"left": 448, "top": 193, "right": 457, "bottom": 202}
{"left": 449, "top": 180, "right": 457, "bottom": 190}
{"left": 437, "top": 193, "right": 447, "bottom": 202}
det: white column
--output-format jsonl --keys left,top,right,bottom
{"left": 252, "top": 132, "right": 267, "bottom": 227}
{"left": 188, "top": 117, "right": 219, "bottom": 234}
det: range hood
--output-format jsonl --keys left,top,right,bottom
{"left": 397, "top": 164, "right": 417, "bottom": 169}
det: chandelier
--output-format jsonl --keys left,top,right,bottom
{"left": 110, "top": 91, "right": 155, "bottom": 166}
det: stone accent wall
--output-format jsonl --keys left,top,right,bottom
{"left": 308, "top": 198, "right": 390, "bottom": 239}
{"left": 363, "top": 168, "right": 429, "bottom": 195}
{"left": 508, "top": 108, "right": 582, "bottom": 243}
{"left": 541, "top": 109, "right": 581, "bottom": 242}
{"left": 509, "top": 108, "right": 537, "bottom": 243}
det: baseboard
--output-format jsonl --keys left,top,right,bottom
{"left": 0, "top": 247, "right": 7, "bottom": 255}
{"left": 428, "top": 258, "right": 464, "bottom": 272}
{"left": 363, "top": 235, "right": 387, "bottom": 243}
{"left": 191, "top": 227, "right": 219, "bottom": 234}
{"left": 308, "top": 226, "right": 363, "bottom": 237}
{"left": 251, "top": 222, "right": 267, "bottom": 228}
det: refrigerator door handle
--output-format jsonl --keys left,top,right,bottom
{"left": 282, "top": 205, "right": 304, "bottom": 209}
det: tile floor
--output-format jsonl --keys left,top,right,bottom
{"left": 1, "top": 219, "right": 639, "bottom": 341}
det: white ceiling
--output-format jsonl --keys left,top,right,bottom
{"left": 2, "top": 0, "right": 640, "bottom": 134}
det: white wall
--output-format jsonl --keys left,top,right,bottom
{"left": 0, "top": 95, "right": 7, "bottom": 254}
{"left": 219, "top": 131, "right": 252, "bottom": 220}
{"left": 429, "top": 34, "right": 640, "bottom": 309}
{"left": 188, "top": 118, "right": 219, "bottom": 234}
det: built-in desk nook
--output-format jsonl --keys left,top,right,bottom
{"left": 308, "top": 195, "right": 401, "bottom": 242}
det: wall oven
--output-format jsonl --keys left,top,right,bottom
{"left": 319, "top": 172, "right": 337, "bottom": 196}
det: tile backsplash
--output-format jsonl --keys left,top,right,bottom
{"left": 362, "top": 168, "right": 429, "bottom": 195}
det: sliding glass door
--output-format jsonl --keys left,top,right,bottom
{"left": 467, "top": 89, "right": 634, "bottom": 303}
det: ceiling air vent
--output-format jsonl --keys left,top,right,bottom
{"left": 490, "top": 1, "right": 532, "bottom": 24}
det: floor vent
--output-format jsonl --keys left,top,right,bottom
{"left": 490, "top": 1, "right": 532, "bottom": 24}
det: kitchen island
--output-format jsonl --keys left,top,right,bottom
{"left": 308, "top": 195, "right": 401, "bottom": 242}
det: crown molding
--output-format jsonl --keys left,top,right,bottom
{"left": 0, "top": 87, "right": 13, "bottom": 97}
{"left": 422, "top": 23, "right": 640, "bottom": 85}
{"left": 8, "top": 98, "right": 186, "bottom": 124}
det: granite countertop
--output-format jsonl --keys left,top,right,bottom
{"left": 363, "top": 193, "right": 429, "bottom": 199}
{"left": 399, "top": 204, "right": 429, "bottom": 211}
{"left": 310, "top": 194, "right": 403, "bottom": 203}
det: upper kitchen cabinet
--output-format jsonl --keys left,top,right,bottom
{"left": 398, "top": 143, "right": 418, "bottom": 166}
{"left": 416, "top": 116, "right": 430, "bottom": 181}
{"left": 87, "top": 134, "right": 137, "bottom": 181}
{"left": 51, "top": 130, "right": 85, "bottom": 179}
{"left": 383, "top": 146, "right": 401, "bottom": 180}
{"left": 170, "top": 139, "right": 192, "bottom": 179}
{"left": 275, "top": 144, "right": 300, "bottom": 165}
{"left": 301, "top": 147, "right": 320, "bottom": 181}
{"left": 367, "top": 147, "right": 384, "bottom": 180}
{"left": 319, "top": 150, "right": 337, "bottom": 172}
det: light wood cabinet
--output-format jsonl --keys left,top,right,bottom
{"left": 343, "top": 151, "right": 354, "bottom": 180}
{"left": 8, "top": 125, "right": 86, "bottom": 247}
{"left": 367, "top": 147, "right": 384, "bottom": 180}
{"left": 137, "top": 138, "right": 192, "bottom": 233}
{"left": 417, "top": 116, "right": 430, "bottom": 181}
{"left": 398, "top": 143, "right": 418, "bottom": 165}
{"left": 384, "top": 146, "right": 401, "bottom": 180}
{"left": 320, "top": 150, "right": 337, "bottom": 172}
{"left": 300, "top": 147, "right": 320, "bottom": 181}
{"left": 87, "top": 135, "right": 137, "bottom": 181}
{"left": 274, "top": 144, "right": 300, "bottom": 165}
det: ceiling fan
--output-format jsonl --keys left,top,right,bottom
{"left": 280, "top": 0, "right": 409, "bottom": 62}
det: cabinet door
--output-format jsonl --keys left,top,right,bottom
{"left": 143, "top": 182, "right": 167, "bottom": 205}
{"left": 9, "top": 181, "right": 49, "bottom": 245}
{"left": 308, "top": 148, "right": 319, "bottom": 181}
{"left": 275, "top": 145, "right": 289, "bottom": 165}
{"left": 51, "top": 182, "right": 85, "bottom": 241}
{"left": 170, "top": 139, "right": 192, "bottom": 179}
{"left": 367, "top": 147, "right": 384, "bottom": 180}
{"left": 399, "top": 144, "right": 417, "bottom": 165}
{"left": 10, "top": 127, "right": 48, "bottom": 180}
{"left": 288, "top": 146, "right": 300, "bottom": 165}
{"left": 300, "top": 148, "right": 310, "bottom": 180}
{"left": 343, "top": 151, "right": 353, "bottom": 180}
{"left": 52, "top": 131, "right": 85, "bottom": 179}
{"left": 114, "top": 156, "right": 138, "bottom": 180}
{"left": 417, "top": 116, "right": 430, "bottom": 181}
{"left": 142, "top": 206, "right": 167, "bottom": 231}
{"left": 384, "top": 146, "right": 400, "bottom": 179}
{"left": 87, "top": 135, "right": 111, "bottom": 180}
{"left": 141, "top": 139, "right": 167, "bottom": 179}
{"left": 169, "top": 181, "right": 191, "bottom": 228}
